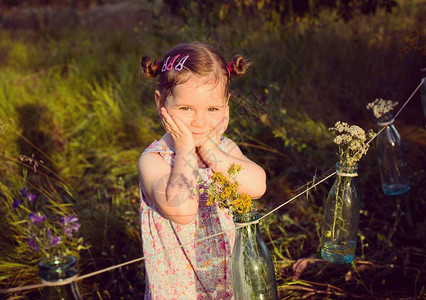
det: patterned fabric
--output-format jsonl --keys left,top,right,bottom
{"left": 139, "top": 138, "right": 235, "bottom": 299}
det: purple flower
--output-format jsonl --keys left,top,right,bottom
{"left": 50, "top": 235, "right": 62, "bottom": 246}
{"left": 12, "top": 199, "right": 20, "bottom": 209}
{"left": 28, "top": 237, "right": 39, "bottom": 251}
{"left": 61, "top": 215, "right": 80, "bottom": 237}
{"left": 47, "top": 229, "right": 62, "bottom": 247}
{"left": 20, "top": 187, "right": 28, "bottom": 198}
{"left": 28, "top": 194, "right": 37, "bottom": 203}
{"left": 61, "top": 215, "right": 78, "bottom": 226}
{"left": 29, "top": 212, "right": 46, "bottom": 224}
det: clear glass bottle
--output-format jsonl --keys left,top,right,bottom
{"left": 232, "top": 211, "right": 278, "bottom": 300}
{"left": 321, "top": 163, "right": 360, "bottom": 264}
{"left": 39, "top": 255, "right": 82, "bottom": 300}
{"left": 376, "top": 114, "right": 410, "bottom": 195}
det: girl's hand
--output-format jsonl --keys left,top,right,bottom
{"left": 198, "top": 115, "right": 228, "bottom": 153}
{"left": 161, "top": 107, "right": 195, "bottom": 153}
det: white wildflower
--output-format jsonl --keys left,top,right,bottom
{"left": 348, "top": 125, "right": 366, "bottom": 141}
{"left": 331, "top": 121, "right": 350, "bottom": 133}
{"left": 333, "top": 135, "right": 343, "bottom": 145}
{"left": 329, "top": 121, "right": 374, "bottom": 167}
{"left": 349, "top": 140, "right": 362, "bottom": 152}
{"left": 366, "top": 98, "right": 398, "bottom": 119}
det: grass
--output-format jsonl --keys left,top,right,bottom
{"left": 0, "top": 0, "right": 425, "bottom": 298}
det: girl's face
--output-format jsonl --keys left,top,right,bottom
{"left": 156, "top": 76, "right": 229, "bottom": 144}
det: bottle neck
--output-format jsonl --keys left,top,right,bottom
{"left": 39, "top": 255, "right": 78, "bottom": 283}
{"left": 233, "top": 211, "right": 259, "bottom": 223}
{"left": 377, "top": 113, "right": 394, "bottom": 127}
{"left": 233, "top": 211, "right": 260, "bottom": 236}
{"left": 336, "top": 163, "right": 358, "bottom": 178}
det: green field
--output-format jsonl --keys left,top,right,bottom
{"left": 1, "top": 0, "right": 425, "bottom": 298}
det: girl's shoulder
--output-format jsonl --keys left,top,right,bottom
{"left": 140, "top": 137, "right": 175, "bottom": 168}
{"left": 220, "top": 136, "right": 240, "bottom": 154}
{"left": 142, "top": 139, "right": 175, "bottom": 155}
{"left": 220, "top": 135, "right": 234, "bottom": 146}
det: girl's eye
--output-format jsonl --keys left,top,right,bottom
{"left": 208, "top": 107, "right": 219, "bottom": 112}
{"left": 179, "top": 107, "right": 191, "bottom": 111}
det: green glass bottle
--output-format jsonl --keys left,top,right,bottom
{"left": 321, "top": 163, "right": 360, "bottom": 264}
{"left": 232, "top": 211, "right": 278, "bottom": 300}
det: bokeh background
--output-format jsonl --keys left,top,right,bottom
{"left": 1, "top": 0, "right": 425, "bottom": 299}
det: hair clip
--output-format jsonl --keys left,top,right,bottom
{"left": 161, "top": 56, "right": 170, "bottom": 72}
{"left": 161, "top": 54, "right": 190, "bottom": 72}
{"left": 166, "top": 54, "right": 180, "bottom": 71}
{"left": 226, "top": 61, "right": 233, "bottom": 77}
{"left": 174, "top": 55, "right": 189, "bottom": 71}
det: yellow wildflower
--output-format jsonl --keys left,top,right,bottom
{"left": 206, "top": 163, "right": 255, "bottom": 214}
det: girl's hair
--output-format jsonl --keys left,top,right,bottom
{"left": 140, "top": 43, "right": 250, "bottom": 105}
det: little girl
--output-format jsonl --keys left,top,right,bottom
{"left": 138, "top": 42, "right": 266, "bottom": 299}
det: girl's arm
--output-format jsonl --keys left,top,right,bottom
{"left": 138, "top": 108, "right": 200, "bottom": 225}
{"left": 138, "top": 150, "right": 199, "bottom": 225}
{"left": 198, "top": 138, "right": 267, "bottom": 199}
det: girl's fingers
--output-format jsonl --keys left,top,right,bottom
{"left": 161, "top": 119, "right": 172, "bottom": 134}
{"left": 171, "top": 115, "right": 192, "bottom": 135}
{"left": 161, "top": 108, "right": 183, "bottom": 135}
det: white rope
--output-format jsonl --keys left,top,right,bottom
{"left": 376, "top": 119, "right": 394, "bottom": 127}
{"left": 335, "top": 172, "right": 358, "bottom": 177}
{"left": 234, "top": 220, "right": 260, "bottom": 227}
{"left": 259, "top": 170, "right": 337, "bottom": 222}
{"left": 392, "top": 78, "right": 425, "bottom": 121}
{"left": 41, "top": 275, "right": 78, "bottom": 286}
{"left": 2, "top": 79, "right": 424, "bottom": 295}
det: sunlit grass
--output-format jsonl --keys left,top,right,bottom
{"left": 0, "top": 1, "right": 425, "bottom": 298}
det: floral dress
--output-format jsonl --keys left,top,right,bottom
{"left": 139, "top": 137, "right": 235, "bottom": 300}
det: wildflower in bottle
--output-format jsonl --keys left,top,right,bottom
{"left": 367, "top": 98, "right": 410, "bottom": 195}
{"left": 206, "top": 163, "right": 278, "bottom": 299}
{"left": 320, "top": 122, "right": 374, "bottom": 264}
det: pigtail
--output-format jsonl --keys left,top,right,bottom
{"left": 140, "top": 55, "right": 161, "bottom": 78}
{"left": 228, "top": 55, "right": 251, "bottom": 76}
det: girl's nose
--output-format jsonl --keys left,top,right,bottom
{"left": 191, "top": 112, "right": 206, "bottom": 127}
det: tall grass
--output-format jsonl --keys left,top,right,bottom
{"left": 0, "top": 0, "right": 425, "bottom": 298}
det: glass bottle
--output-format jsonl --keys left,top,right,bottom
{"left": 39, "top": 255, "right": 82, "bottom": 300}
{"left": 376, "top": 114, "right": 410, "bottom": 195}
{"left": 232, "top": 211, "right": 278, "bottom": 300}
{"left": 321, "top": 163, "right": 360, "bottom": 264}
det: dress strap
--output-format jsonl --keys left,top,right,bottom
{"left": 218, "top": 136, "right": 229, "bottom": 153}
{"left": 141, "top": 140, "right": 175, "bottom": 167}
{"left": 142, "top": 140, "right": 175, "bottom": 155}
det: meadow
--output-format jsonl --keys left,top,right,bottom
{"left": 0, "top": 0, "right": 425, "bottom": 299}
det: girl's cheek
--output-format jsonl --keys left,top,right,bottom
{"left": 176, "top": 114, "right": 193, "bottom": 126}
{"left": 213, "top": 114, "right": 226, "bottom": 126}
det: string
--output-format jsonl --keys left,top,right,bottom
{"left": 2, "top": 79, "right": 424, "bottom": 295}
{"left": 335, "top": 172, "right": 358, "bottom": 177}
{"left": 259, "top": 171, "right": 337, "bottom": 222}
{"left": 392, "top": 78, "right": 425, "bottom": 121}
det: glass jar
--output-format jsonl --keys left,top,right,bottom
{"left": 232, "top": 211, "right": 278, "bottom": 300}
{"left": 321, "top": 163, "right": 360, "bottom": 264}
{"left": 376, "top": 114, "right": 410, "bottom": 196}
{"left": 39, "top": 255, "right": 82, "bottom": 300}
